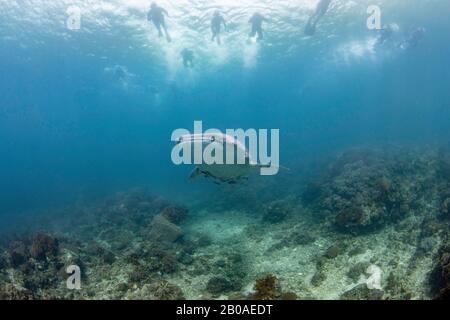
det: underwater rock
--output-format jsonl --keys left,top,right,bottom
{"left": 441, "top": 198, "right": 450, "bottom": 218}
{"left": 117, "top": 282, "right": 129, "bottom": 293}
{"left": 417, "top": 236, "right": 439, "bottom": 255}
{"left": 340, "top": 284, "right": 384, "bottom": 300}
{"left": 292, "top": 232, "right": 316, "bottom": 246}
{"left": 421, "top": 217, "right": 444, "bottom": 238}
{"left": 181, "top": 233, "right": 213, "bottom": 257}
{"left": 206, "top": 276, "right": 234, "bottom": 295}
{"left": 0, "top": 254, "right": 6, "bottom": 271}
{"left": 101, "top": 250, "right": 116, "bottom": 265}
{"left": 161, "top": 206, "right": 188, "bottom": 224}
{"left": 348, "top": 246, "right": 367, "bottom": 257}
{"left": 347, "top": 262, "right": 371, "bottom": 282}
{"left": 310, "top": 269, "right": 327, "bottom": 287}
{"left": 262, "top": 201, "right": 292, "bottom": 224}
{"left": 431, "top": 246, "right": 450, "bottom": 299}
{"left": 148, "top": 214, "right": 183, "bottom": 244}
{"left": 324, "top": 244, "right": 346, "bottom": 259}
{"left": 8, "top": 240, "right": 30, "bottom": 267}
{"left": 178, "top": 251, "right": 194, "bottom": 265}
{"left": 385, "top": 272, "right": 413, "bottom": 299}
{"left": 267, "top": 230, "right": 316, "bottom": 252}
{"left": 30, "top": 233, "right": 59, "bottom": 261}
{"left": 279, "top": 292, "right": 298, "bottom": 300}
{"left": 214, "top": 259, "right": 227, "bottom": 268}
{"left": 438, "top": 156, "right": 450, "bottom": 180}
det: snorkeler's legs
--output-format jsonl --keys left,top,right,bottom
{"left": 305, "top": 15, "right": 318, "bottom": 36}
{"left": 183, "top": 58, "right": 193, "bottom": 68}
{"left": 316, "top": 8, "right": 326, "bottom": 21}
{"left": 257, "top": 28, "right": 263, "bottom": 40}
{"left": 162, "top": 22, "right": 171, "bottom": 42}
{"left": 312, "top": 13, "right": 321, "bottom": 27}
{"left": 249, "top": 26, "right": 257, "bottom": 39}
{"left": 153, "top": 21, "right": 163, "bottom": 37}
{"left": 212, "top": 27, "right": 221, "bottom": 44}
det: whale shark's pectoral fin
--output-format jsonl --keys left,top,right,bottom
{"left": 189, "top": 168, "right": 202, "bottom": 180}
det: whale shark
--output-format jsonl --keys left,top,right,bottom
{"left": 176, "top": 133, "right": 265, "bottom": 184}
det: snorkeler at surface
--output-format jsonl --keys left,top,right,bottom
{"left": 400, "top": 27, "right": 425, "bottom": 50}
{"left": 374, "top": 24, "right": 394, "bottom": 48}
{"left": 114, "top": 65, "right": 126, "bottom": 82}
{"left": 211, "top": 11, "right": 227, "bottom": 45}
{"left": 305, "top": 0, "right": 332, "bottom": 36}
{"left": 249, "top": 13, "right": 268, "bottom": 41}
{"left": 147, "top": 2, "right": 171, "bottom": 42}
{"left": 181, "top": 49, "right": 194, "bottom": 68}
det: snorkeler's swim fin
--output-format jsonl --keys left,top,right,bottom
{"left": 304, "top": 18, "right": 316, "bottom": 36}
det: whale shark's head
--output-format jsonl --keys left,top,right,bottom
{"left": 176, "top": 133, "right": 255, "bottom": 164}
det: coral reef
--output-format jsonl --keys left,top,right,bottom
{"left": 1, "top": 146, "right": 450, "bottom": 300}
{"left": 301, "top": 182, "right": 323, "bottom": 205}
{"left": 335, "top": 207, "right": 365, "bottom": 231}
{"left": 303, "top": 148, "right": 437, "bottom": 234}
{"left": 0, "top": 189, "right": 198, "bottom": 300}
